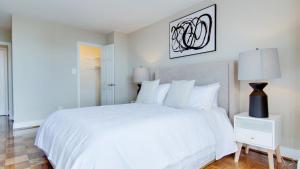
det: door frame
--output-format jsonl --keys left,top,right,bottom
{"left": 76, "top": 41, "right": 102, "bottom": 108}
{"left": 0, "top": 42, "right": 12, "bottom": 119}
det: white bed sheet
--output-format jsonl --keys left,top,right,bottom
{"left": 165, "top": 146, "right": 215, "bottom": 169}
{"left": 35, "top": 103, "right": 236, "bottom": 169}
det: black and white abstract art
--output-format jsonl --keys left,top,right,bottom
{"left": 169, "top": 4, "right": 216, "bottom": 59}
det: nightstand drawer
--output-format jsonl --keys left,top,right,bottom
{"left": 235, "top": 128, "right": 273, "bottom": 148}
{"left": 235, "top": 117, "right": 273, "bottom": 132}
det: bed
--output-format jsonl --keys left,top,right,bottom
{"left": 35, "top": 61, "right": 240, "bottom": 169}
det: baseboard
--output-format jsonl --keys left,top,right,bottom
{"left": 281, "top": 146, "right": 300, "bottom": 161}
{"left": 13, "top": 127, "right": 38, "bottom": 137}
{"left": 244, "top": 145, "right": 300, "bottom": 161}
{"left": 13, "top": 120, "right": 44, "bottom": 130}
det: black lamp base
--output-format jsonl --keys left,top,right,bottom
{"left": 249, "top": 83, "right": 269, "bottom": 118}
{"left": 137, "top": 83, "right": 142, "bottom": 94}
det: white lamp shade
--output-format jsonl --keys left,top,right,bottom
{"left": 133, "top": 66, "right": 150, "bottom": 83}
{"left": 238, "top": 48, "right": 281, "bottom": 81}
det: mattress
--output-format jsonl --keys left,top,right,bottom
{"left": 35, "top": 103, "right": 236, "bottom": 169}
{"left": 166, "top": 146, "right": 215, "bottom": 169}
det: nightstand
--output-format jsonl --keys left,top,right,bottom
{"left": 234, "top": 112, "right": 281, "bottom": 169}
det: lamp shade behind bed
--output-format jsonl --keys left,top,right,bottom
{"left": 133, "top": 66, "right": 150, "bottom": 94}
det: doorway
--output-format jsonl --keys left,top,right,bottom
{"left": 0, "top": 42, "right": 12, "bottom": 119}
{"left": 77, "top": 42, "right": 115, "bottom": 107}
{"left": 78, "top": 43, "right": 102, "bottom": 107}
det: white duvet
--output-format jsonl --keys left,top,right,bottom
{"left": 35, "top": 103, "right": 236, "bottom": 169}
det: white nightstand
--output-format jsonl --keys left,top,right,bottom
{"left": 234, "top": 112, "right": 282, "bottom": 169}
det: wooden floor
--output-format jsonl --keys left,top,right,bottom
{"left": 0, "top": 116, "right": 297, "bottom": 169}
{"left": 205, "top": 151, "right": 297, "bottom": 169}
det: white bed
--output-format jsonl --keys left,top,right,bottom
{"left": 35, "top": 61, "right": 240, "bottom": 169}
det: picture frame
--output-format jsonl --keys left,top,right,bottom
{"left": 169, "top": 4, "right": 216, "bottom": 59}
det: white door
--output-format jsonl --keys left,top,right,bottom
{"left": 0, "top": 48, "right": 8, "bottom": 115}
{"left": 101, "top": 44, "right": 115, "bottom": 105}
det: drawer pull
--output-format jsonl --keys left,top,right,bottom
{"left": 250, "top": 137, "right": 254, "bottom": 140}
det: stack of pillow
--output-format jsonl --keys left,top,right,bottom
{"left": 136, "top": 80, "right": 220, "bottom": 110}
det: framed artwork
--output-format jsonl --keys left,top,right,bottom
{"left": 169, "top": 4, "right": 216, "bottom": 59}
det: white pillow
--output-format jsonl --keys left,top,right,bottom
{"left": 136, "top": 80, "right": 160, "bottom": 104}
{"left": 187, "top": 83, "right": 220, "bottom": 110}
{"left": 164, "top": 80, "right": 195, "bottom": 108}
{"left": 155, "top": 83, "right": 170, "bottom": 104}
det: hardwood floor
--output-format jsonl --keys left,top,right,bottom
{"left": 0, "top": 116, "right": 52, "bottom": 169}
{"left": 205, "top": 150, "right": 297, "bottom": 169}
{"left": 0, "top": 116, "right": 297, "bottom": 169}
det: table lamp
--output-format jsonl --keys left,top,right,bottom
{"left": 238, "top": 48, "right": 281, "bottom": 118}
{"left": 133, "top": 66, "right": 150, "bottom": 94}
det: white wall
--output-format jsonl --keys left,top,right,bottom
{"left": 0, "top": 29, "right": 11, "bottom": 42}
{"left": 128, "top": 0, "right": 300, "bottom": 151}
{"left": 12, "top": 16, "right": 106, "bottom": 127}
{"left": 106, "top": 32, "right": 114, "bottom": 44}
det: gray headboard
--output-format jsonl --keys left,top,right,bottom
{"left": 155, "top": 60, "right": 240, "bottom": 121}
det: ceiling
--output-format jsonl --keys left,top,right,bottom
{"left": 0, "top": 0, "right": 202, "bottom": 34}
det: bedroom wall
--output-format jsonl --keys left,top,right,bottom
{"left": 296, "top": 4, "right": 300, "bottom": 152}
{"left": 12, "top": 15, "right": 106, "bottom": 127}
{"left": 127, "top": 0, "right": 300, "bottom": 155}
{"left": 0, "top": 29, "right": 11, "bottom": 42}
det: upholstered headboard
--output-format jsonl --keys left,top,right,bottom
{"left": 155, "top": 60, "right": 240, "bottom": 121}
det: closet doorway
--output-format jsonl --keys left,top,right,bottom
{"left": 78, "top": 43, "right": 102, "bottom": 107}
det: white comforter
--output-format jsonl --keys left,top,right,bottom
{"left": 35, "top": 103, "right": 236, "bottom": 169}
